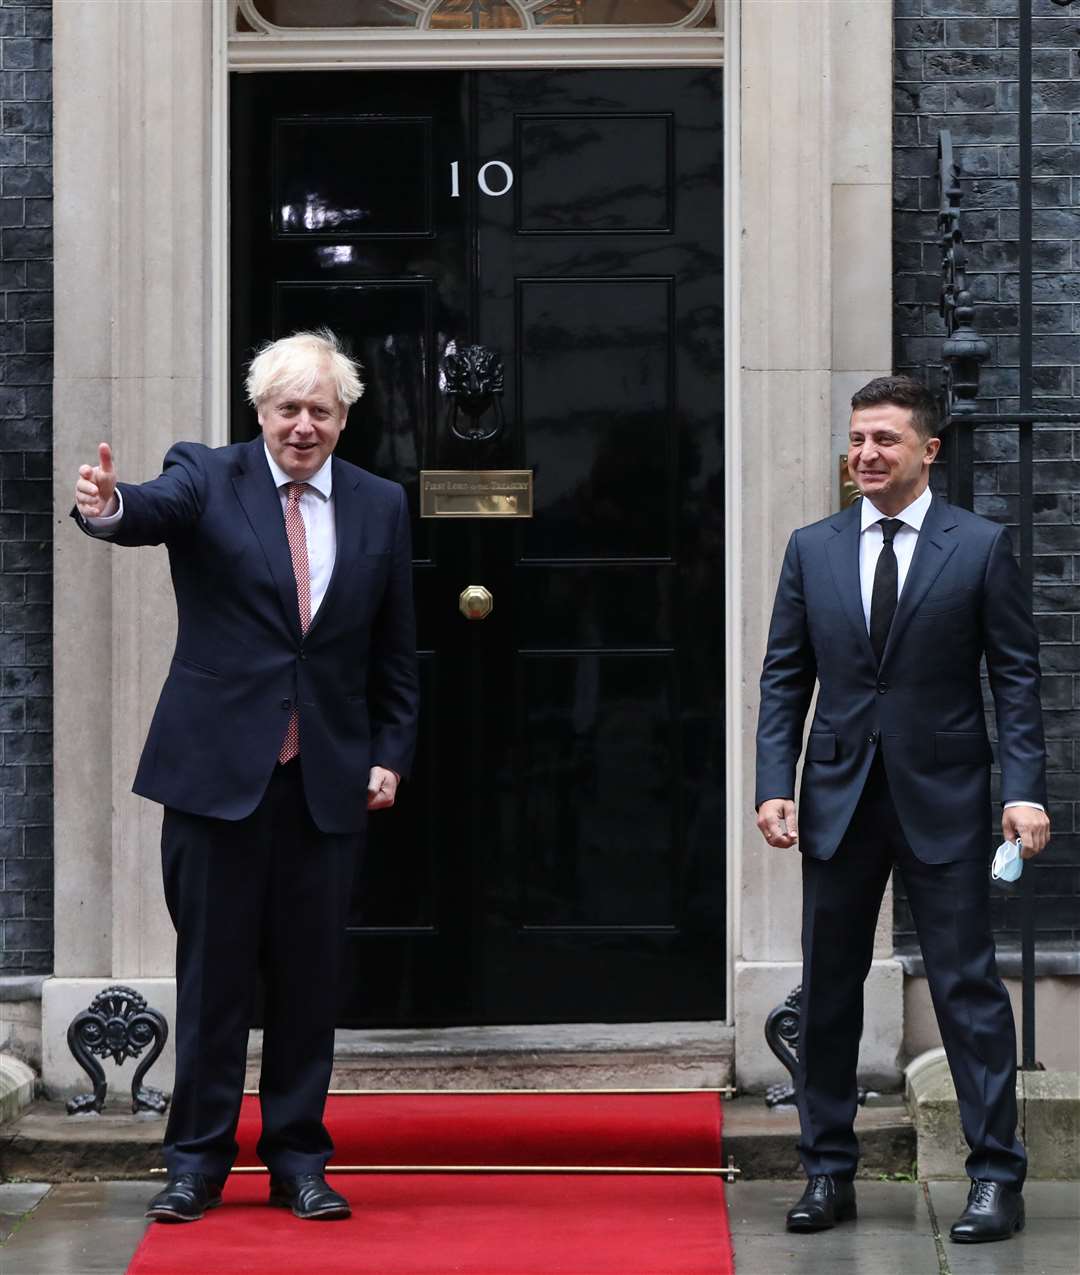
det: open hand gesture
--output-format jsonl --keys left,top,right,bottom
{"left": 75, "top": 443, "right": 118, "bottom": 519}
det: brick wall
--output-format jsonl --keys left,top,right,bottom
{"left": 0, "top": 0, "right": 51, "bottom": 975}
{"left": 894, "top": 0, "right": 1080, "bottom": 948}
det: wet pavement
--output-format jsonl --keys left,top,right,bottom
{"left": 729, "top": 1180, "right": 1080, "bottom": 1275}
{"left": 0, "top": 1178, "right": 1077, "bottom": 1273}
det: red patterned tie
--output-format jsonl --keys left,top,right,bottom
{"left": 278, "top": 482, "right": 311, "bottom": 764}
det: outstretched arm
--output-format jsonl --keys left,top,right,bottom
{"left": 71, "top": 442, "right": 204, "bottom": 546}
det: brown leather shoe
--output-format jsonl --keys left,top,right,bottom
{"left": 145, "top": 1173, "right": 223, "bottom": 1222}
{"left": 785, "top": 1175, "right": 857, "bottom": 1232}
{"left": 269, "top": 1174, "right": 351, "bottom": 1220}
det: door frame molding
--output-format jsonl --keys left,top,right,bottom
{"left": 212, "top": 3, "right": 739, "bottom": 1026}
{"left": 229, "top": 0, "right": 724, "bottom": 71}
{"left": 230, "top": 30, "right": 725, "bottom": 72}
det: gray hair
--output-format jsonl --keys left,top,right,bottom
{"left": 245, "top": 329, "right": 364, "bottom": 409}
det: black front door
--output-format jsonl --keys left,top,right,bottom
{"left": 231, "top": 68, "right": 726, "bottom": 1026}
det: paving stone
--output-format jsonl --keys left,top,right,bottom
{"left": 928, "top": 1181, "right": 1080, "bottom": 1275}
{"left": 0, "top": 1179, "right": 48, "bottom": 1243}
{"left": 0, "top": 1182, "right": 149, "bottom": 1274}
{"left": 728, "top": 1182, "right": 940, "bottom": 1275}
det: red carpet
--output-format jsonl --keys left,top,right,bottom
{"left": 235, "top": 1092, "right": 724, "bottom": 1169}
{"left": 126, "top": 1093, "right": 734, "bottom": 1275}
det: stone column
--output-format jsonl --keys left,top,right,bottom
{"left": 733, "top": 0, "right": 902, "bottom": 1090}
{"left": 45, "top": 0, "right": 213, "bottom": 1095}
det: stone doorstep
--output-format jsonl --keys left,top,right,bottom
{"left": 248, "top": 1022, "right": 736, "bottom": 1092}
{"left": 0, "top": 1095, "right": 914, "bottom": 1184}
{"left": 0, "top": 1056, "right": 36, "bottom": 1128}
{"left": 905, "top": 1046, "right": 1080, "bottom": 1181}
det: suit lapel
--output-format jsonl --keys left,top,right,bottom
{"left": 824, "top": 502, "right": 876, "bottom": 665}
{"left": 231, "top": 437, "right": 303, "bottom": 640}
{"left": 305, "top": 455, "right": 360, "bottom": 639}
{"left": 879, "top": 495, "right": 959, "bottom": 669}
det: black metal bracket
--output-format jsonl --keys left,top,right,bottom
{"left": 66, "top": 985, "right": 171, "bottom": 1116}
{"left": 763, "top": 985, "right": 801, "bottom": 1107}
{"left": 763, "top": 985, "right": 867, "bottom": 1109}
{"left": 938, "top": 129, "right": 991, "bottom": 422}
{"left": 441, "top": 343, "right": 506, "bottom": 443}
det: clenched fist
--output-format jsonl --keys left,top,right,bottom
{"left": 75, "top": 443, "right": 118, "bottom": 519}
{"left": 756, "top": 797, "right": 799, "bottom": 849}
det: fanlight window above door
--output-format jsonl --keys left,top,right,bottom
{"left": 238, "top": 0, "right": 720, "bottom": 31}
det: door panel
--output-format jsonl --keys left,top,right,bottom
{"left": 518, "top": 651, "right": 680, "bottom": 927}
{"left": 516, "top": 113, "right": 674, "bottom": 234}
{"left": 476, "top": 70, "right": 725, "bottom": 1021}
{"left": 231, "top": 67, "right": 725, "bottom": 1026}
{"left": 517, "top": 276, "right": 674, "bottom": 559}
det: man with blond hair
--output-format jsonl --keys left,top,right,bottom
{"left": 73, "top": 330, "right": 419, "bottom": 1223}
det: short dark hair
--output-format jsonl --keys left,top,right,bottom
{"left": 850, "top": 376, "right": 940, "bottom": 441}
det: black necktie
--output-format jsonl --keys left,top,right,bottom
{"left": 870, "top": 519, "right": 904, "bottom": 664}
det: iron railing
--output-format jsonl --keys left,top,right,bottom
{"left": 937, "top": 1, "right": 1080, "bottom": 1070}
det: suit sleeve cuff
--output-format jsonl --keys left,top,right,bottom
{"left": 83, "top": 489, "right": 125, "bottom": 532}
{"left": 1003, "top": 801, "right": 1045, "bottom": 813}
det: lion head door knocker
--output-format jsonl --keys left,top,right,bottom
{"left": 66, "top": 984, "right": 171, "bottom": 1116}
{"left": 441, "top": 343, "right": 506, "bottom": 443}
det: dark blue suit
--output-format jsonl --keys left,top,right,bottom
{"left": 75, "top": 436, "right": 419, "bottom": 1180}
{"left": 756, "top": 495, "right": 1046, "bottom": 1186}
{"left": 103, "top": 437, "right": 418, "bottom": 831}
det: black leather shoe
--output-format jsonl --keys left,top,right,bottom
{"left": 145, "top": 1173, "right": 223, "bottom": 1222}
{"left": 269, "top": 1174, "right": 351, "bottom": 1220}
{"left": 785, "top": 1175, "right": 857, "bottom": 1232}
{"left": 949, "top": 1180, "right": 1024, "bottom": 1244}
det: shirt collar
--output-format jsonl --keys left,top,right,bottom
{"left": 263, "top": 442, "right": 333, "bottom": 501}
{"left": 860, "top": 485, "right": 932, "bottom": 535}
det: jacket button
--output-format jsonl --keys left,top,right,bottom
{"left": 280, "top": 698, "right": 291, "bottom": 710}
{"left": 868, "top": 732, "right": 878, "bottom": 744}
{"left": 298, "top": 651, "right": 307, "bottom": 661}
{"left": 877, "top": 682, "right": 887, "bottom": 694}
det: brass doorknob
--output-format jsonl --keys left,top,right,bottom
{"left": 459, "top": 585, "right": 493, "bottom": 620}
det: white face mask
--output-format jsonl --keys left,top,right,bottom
{"left": 992, "top": 839, "right": 1024, "bottom": 884}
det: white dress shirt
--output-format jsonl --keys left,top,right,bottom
{"left": 263, "top": 445, "right": 336, "bottom": 619}
{"left": 858, "top": 485, "right": 931, "bottom": 630}
{"left": 859, "top": 487, "right": 1042, "bottom": 815}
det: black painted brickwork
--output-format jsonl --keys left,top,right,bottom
{"left": 0, "top": 1, "right": 1072, "bottom": 974}
{"left": 0, "top": 0, "right": 51, "bottom": 974}
{"left": 895, "top": 0, "right": 1080, "bottom": 949}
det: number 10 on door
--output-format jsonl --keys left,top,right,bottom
{"left": 450, "top": 161, "right": 514, "bottom": 198}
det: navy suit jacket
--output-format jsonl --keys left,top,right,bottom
{"left": 755, "top": 496, "right": 1046, "bottom": 863}
{"left": 75, "top": 437, "right": 419, "bottom": 835}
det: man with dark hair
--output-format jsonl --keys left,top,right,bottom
{"left": 756, "top": 375, "right": 1049, "bottom": 1244}
{"left": 849, "top": 373, "right": 940, "bottom": 441}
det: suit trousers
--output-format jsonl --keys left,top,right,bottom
{"left": 160, "top": 759, "right": 358, "bottom": 1182}
{"left": 796, "top": 752, "right": 1025, "bottom": 1187}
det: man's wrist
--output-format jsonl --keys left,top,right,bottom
{"left": 83, "top": 489, "right": 123, "bottom": 530}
